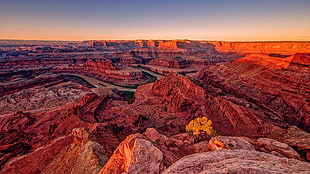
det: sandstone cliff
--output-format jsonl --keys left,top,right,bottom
{"left": 157, "top": 40, "right": 179, "bottom": 49}
{"left": 209, "top": 41, "right": 310, "bottom": 54}
{"left": 198, "top": 53, "right": 310, "bottom": 131}
{"left": 148, "top": 57, "right": 190, "bottom": 69}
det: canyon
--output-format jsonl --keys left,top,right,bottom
{"left": 0, "top": 40, "right": 309, "bottom": 173}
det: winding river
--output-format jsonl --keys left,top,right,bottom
{"left": 61, "top": 66, "right": 163, "bottom": 92}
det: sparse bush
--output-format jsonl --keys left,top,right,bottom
{"left": 151, "top": 140, "right": 158, "bottom": 145}
{"left": 186, "top": 117, "right": 216, "bottom": 136}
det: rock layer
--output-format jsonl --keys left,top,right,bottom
{"left": 198, "top": 53, "right": 310, "bottom": 131}
{"left": 210, "top": 41, "right": 310, "bottom": 54}
{"left": 163, "top": 150, "right": 310, "bottom": 174}
{"left": 99, "top": 133, "right": 164, "bottom": 174}
{"left": 0, "top": 128, "right": 108, "bottom": 174}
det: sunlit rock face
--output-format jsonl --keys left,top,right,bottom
{"left": 89, "top": 40, "right": 310, "bottom": 55}
{"left": 163, "top": 150, "right": 310, "bottom": 174}
{"left": 198, "top": 53, "right": 310, "bottom": 132}
{"left": 207, "top": 136, "right": 255, "bottom": 151}
{"left": 210, "top": 41, "right": 310, "bottom": 54}
{"left": 151, "top": 73, "right": 206, "bottom": 112}
{"left": 99, "top": 133, "right": 164, "bottom": 174}
{"left": 99, "top": 129, "right": 310, "bottom": 174}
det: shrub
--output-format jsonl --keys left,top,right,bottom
{"left": 186, "top": 117, "right": 215, "bottom": 136}
{"left": 151, "top": 140, "right": 158, "bottom": 145}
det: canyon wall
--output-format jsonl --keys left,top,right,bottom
{"left": 90, "top": 40, "right": 310, "bottom": 55}
{"left": 209, "top": 41, "right": 310, "bottom": 54}
{"left": 198, "top": 53, "right": 310, "bottom": 131}
{"left": 0, "top": 58, "right": 151, "bottom": 86}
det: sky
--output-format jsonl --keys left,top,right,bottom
{"left": 0, "top": 0, "right": 309, "bottom": 41}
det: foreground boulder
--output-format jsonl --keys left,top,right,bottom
{"left": 98, "top": 128, "right": 209, "bottom": 173}
{"left": 163, "top": 149, "right": 310, "bottom": 174}
{"left": 99, "top": 133, "right": 164, "bottom": 174}
{"left": 257, "top": 137, "right": 300, "bottom": 159}
{"left": 98, "top": 128, "right": 310, "bottom": 174}
{"left": 207, "top": 135, "right": 301, "bottom": 160}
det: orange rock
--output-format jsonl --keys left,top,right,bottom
{"left": 157, "top": 40, "right": 179, "bottom": 49}
{"left": 99, "top": 134, "right": 164, "bottom": 174}
{"left": 148, "top": 57, "right": 190, "bottom": 69}
{"left": 208, "top": 136, "right": 255, "bottom": 151}
{"left": 209, "top": 41, "right": 310, "bottom": 54}
{"left": 198, "top": 53, "right": 310, "bottom": 132}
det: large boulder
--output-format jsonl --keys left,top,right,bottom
{"left": 257, "top": 137, "right": 300, "bottom": 159}
{"left": 99, "top": 133, "right": 164, "bottom": 174}
{"left": 163, "top": 149, "right": 310, "bottom": 174}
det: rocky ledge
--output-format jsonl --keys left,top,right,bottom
{"left": 100, "top": 128, "right": 310, "bottom": 174}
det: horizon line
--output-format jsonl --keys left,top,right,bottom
{"left": 1, "top": 38, "right": 310, "bottom": 43}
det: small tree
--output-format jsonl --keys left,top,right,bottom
{"left": 186, "top": 117, "right": 215, "bottom": 136}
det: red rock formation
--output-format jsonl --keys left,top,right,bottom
{"left": 0, "top": 108, "right": 87, "bottom": 172}
{"left": 90, "top": 40, "right": 181, "bottom": 50}
{"left": 209, "top": 41, "right": 310, "bottom": 54}
{"left": 0, "top": 135, "right": 72, "bottom": 174}
{"left": 90, "top": 40, "right": 141, "bottom": 48}
{"left": 208, "top": 135, "right": 301, "bottom": 160}
{"left": 233, "top": 53, "right": 296, "bottom": 69}
{"left": 0, "top": 128, "right": 108, "bottom": 174}
{"left": 99, "top": 128, "right": 310, "bottom": 173}
{"left": 163, "top": 150, "right": 310, "bottom": 174}
{"left": 151, "top": 74, "right": 206, "bottom": 111}
{"left": 127, "top": 47, "right": 189, "bottom": 62}
{"left": 99, "top": 128, "right": 207, "bottom": 173}
{"left": 95, "top": 74, "right": 208, "bottom": 127}
{"left": 84, "top": 59, "right": 117, "bottom": 70}
{"left": 128, "top": 48, "right": 160, "bottom": 61}
{"left": 148, "top": 57, "right": 190, "bottom": 69}
{"left": 198, "top": 53, "right": 310, "bottom": 131}
{"left": 140, "top": 65, "right": 180, "bottom": 75}
{"left": 157, "top": 40, "right": 179, "bottom": 49}
{"left": 74, "top": 93, "right": 108, "bottom": 123}
{"left": 120, "top": 57, "right": 142, "bottom": 65}
{"left": 207, "top": 136, "right": 255, "bottom": 151}
{"left": 99, "top": 133, "right": 164, "bottom": 174}
{"left": 135, "top": 40, "right": 156, "bottom": 48}
{"left": 0, "top": 57, "right": 150, "bottom": 86}
{"left": 0, "top": 88, "right": 126, "bottom": 172}
{"left": 0, "top": 80, "right": 90, "bottom": 115}
{"left": 96, "top": 73, "right": 272, "bottom": 138}
{"left": 257, "top": 137, "right": 300, "bottom": 159}
{"left": 270, "top": 126, "right": 310, "bottom": 161}
{"left": 54, "top": 62, "right": 150, "bottom": 86}
{"left": 88, "top": 40, "right": 310, "bottom": 56}
{"left": 0, "top": 57, "right": 77, "bottom": 71}
{"left": 0, "top": 74, "right": 69, "bottom": 97}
